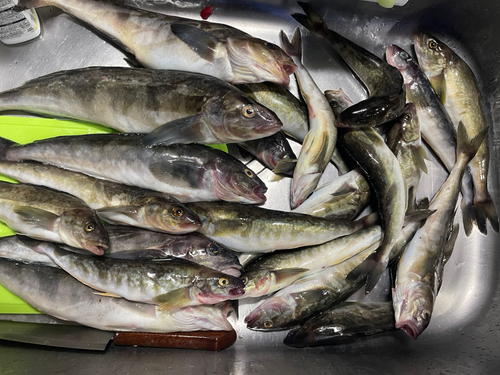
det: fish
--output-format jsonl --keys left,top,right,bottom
{"left": 414, "top": 33, "right": 499, "bottom": 234}
{"left": 236, "top": 131, "right": 297, "bottom": 175}
{"left": 283, "top": 302, "right": 395, "bottom": 347}
{"left": 15, "top": 0, "right": 296, "bottom": 85}
{"left": 0, "top": 257, "right": 235, "bottom": 332}
{"left": 338, "top": 126, "right": 407, "bottom": 293}
{"left": 292, "top": 168, "right": 371, "bottom": 221}
{"left": 242, "top": 226, "right": 381, "bottom": 298}
{"left": 292, "top": 2, "right": 406, "bottom": 128}
{"left": 386, "top": 43, "right": 478, "bottom": 236}
{"left": 0, "top": 134, "right": 267, "bottom": 204}
{"left": 393, "top": 123, "right": 486, "bottom": 339}
{"left": 0, "top": 235, "right": 56, "bottom": 267}
{"left": 386, "top": 103, "right": 428, "bottom": 211}
{"left": 280, "top": 28, "right": 337, "bottom": 209}
{"left": 0, "top": 160, "right": 201, "bottom": 234}
{"left": 30, "top": 240, "right": 245, "bottom": 308}
{"left": 187, "top": 201, "right": 378, "bottom": 253}
{"left": 0, "top": 181, "right": 108, "bottom": 255}
{"left": 103, "top": 226, "right": 242, "bottom": 277}
{"left": 0, "top": 67, "right": 282, "bottom": 145}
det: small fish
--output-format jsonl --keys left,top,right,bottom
{"left": 0, "top": 181, "right": 108, "bottom": 255}
{"left": 16, "top": 0, "right": 296, "bottom": 85}
{"left": 0, "top": 160, "right": 201, "bottom": 234}
{"left": 283, "top": 302, "right": 395, "bottom": 347}
{"left": 393, "top": 123, "right": 486, "bottom": 339}
{"left": 292, "top": 168, "right": 371, "bottom": 221}
{"left": 414, "top": 32, "right": 499, "bottom": 234}
{"left": 280, "top": 28, "right": 337, "bottom": 209}
{"left": 0, "top": 134, "right": 267, "bottom": 204}
{"left": 187, "top": 201, "right": 378, "bottom": 253}
{"left": 0, "top": 257, "right": 235, "bottom": 332}
{"left": 31, "top": 240, "right": 245, "bottom": 308}
{"left": 104, "top": 226, "right": 242, "bottom": 277}
{"left": 292, "top": 2, "right": 406, "bottom": 128}
{"left": 0, "top": 67, "right": 282, "bottom": 145}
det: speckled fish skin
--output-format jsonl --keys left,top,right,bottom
{"left": 0, "top": 258, "right": 235, "bottom": 332}
{"left": 0, "top": 67, "right": 282, "bottom": 144}
{"left": 242, "top": 226, "right": 381, "bottom": 298}
{"left": 0, "top": 181, "right": 108, "bottom": 255}
{"left": 386, "top": 44, "right": 477, "bottom": 236}
{"left": 33, "top": 241, "right": 245, "bottom": 307}
{"left": 0, "top": 160, "right": 201, "bottom": 234}
{"left": 187, "top": 201, "right": 377, "bottom": 253}
{"left": 104, "top": 226, "right": 242, "bottom": 277}
{"left": 16, "top": 0, "right": 295, "bottom": 85}
{"left": 0, "top": 134, "right": 267, "bottom": 204}
{"left": 280, "top": 28, "right": 337, "bottom": 209}
{"left": 393, "top": 123, "right": 485, "bottom": 340}
{"left": 414, "top": 33, "right": 499, "bottom": 235}
{"left": 292, "top": 168, "right": 370, "bottom": 221}
{"left": 386, "top": 103, "right": 428, "bottom": 211}
{"left": 284, "top": 302, "right": 395, "bottom": 347}
{"left": 292, "top": 2, "right": 406, "bottom": 128}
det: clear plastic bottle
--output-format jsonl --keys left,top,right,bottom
{"left": 0, "top": 0, "right": 41, "bottom": 45}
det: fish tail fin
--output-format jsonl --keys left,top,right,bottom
{"left": 461, "top": 196, "right": 477, "bottom": 236}
{"left": 0, "top": 136, "right": 17, "bottom": 160}
{"left": 292, "top": 2, "right": 328, "bottom": 37}
{"left": 456, "top": 121, "right": 487, "bottom": 162}
{"left": 13, "top": 0, "right": 50, "bottom": 11}
{"left": 346, "top": 251, "right": 389, "bottom": 294}
{"left": 474, "top": 194, "right": 499, "bottom": 234}
{"left": 356, "top": 211, "right": 380, "bottom": 228}
{"left": 279, "top": 28, "right": 302, "bottom": 60}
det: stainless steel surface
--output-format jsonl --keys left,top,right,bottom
{"left": 0, "top": 0, "right": 499, "bottom": 373}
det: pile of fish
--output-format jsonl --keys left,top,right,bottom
{"left": 0, "top": 0, "right": 497, "bottom": 346}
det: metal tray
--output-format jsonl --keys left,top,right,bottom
{"left": 0, "top": 0, "right": 499, "bottom": 373}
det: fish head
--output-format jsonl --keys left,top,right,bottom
{"left": 226, "top": 36, "right": 296, "bottom": 85}
{"left": 392, "top": 280, "right": 434, "bottom": 339}
{"left": 204, "top": 91, "right": 282, "bottom": 141}
{"left": 414, "top": 32, "right": 452, "bottom": 77}
{"left": 385, "top": 45, "right": 415, "bottom": 73}
{"left": 184, "top": 234, "right": 242, "bottom": 277}
{"left": 400, "top": 103, "right": 420, "bottom": 143}
{"left": 213, "top": 159, "right": 267, "bottom": 204}
{"left": 244, "top": 296, "right": 295, "bottom": 330}
{"left": 241, "top": 269, "right": 273, "bottom": 298}
{"left": 167, "top": 302, "right": 235, "bottom": 331}
{"left": 146, "top": 201, "right": 202, "bottom": 234}
{"left": 193, "top": 271, "right": 245, "bottom": 304}
{"left": 324, "top": 88, "right": 353, "bottom": 117}
{"left": 58, "top": 208, "right": 109, "bottom": 256}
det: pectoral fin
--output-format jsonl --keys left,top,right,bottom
{"left": 149, "top": 160, "right": 207, "bottom": 189}
{"left": 142, "top": 115, "right": 205, "bottom": 146}
{"left": 170, "top": 23, "right": 220, "bottom": 62}
{"left": 153, "top": 287, "right": 193, "bottom": 310}
{"left": 273, "top": 268, "right": 309, "bottom": 284}
{"left": 13, "top": 206, "right": 58, "bottom": 230}
{"left": 410, "top": 145, "right": 429, "bottom": 174}
{"left": 272, "top": 158, "right": 297, "bottom": 175}
{"left": 96, "top": 206, "right": 140, "bottom": 224}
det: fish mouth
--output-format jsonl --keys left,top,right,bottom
{"left": 252, "top": 185, "right": 268, "bottom": 203}
{"left": 396, "top": 321, "right": 419, "bottom": 340}
{"left": 385, "top": 45, "right": 398, "bottom": 67}
{"left": 86, "top": 245, "right": 107, "bottom": 256}
{"left": 229, "top": 286, "right": 245, "bottom": 297}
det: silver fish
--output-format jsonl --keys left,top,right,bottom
{"left": 16, "top": 0, "right": 296, "bottom": 85}
{"left": 0, "top": 235, "right": 56, "bottom": 267}
{"left": 0, "top": 181, "right": 108, "bottom": 255}
{"left": 0, "top": 257, "right": 234, "bottom": 332}
{"left": 0, "top": 134, "right": 267, "bottom": 204}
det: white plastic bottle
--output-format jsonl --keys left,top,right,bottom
{"left": 0, "top": 0, "right": 41, "bottom": 45}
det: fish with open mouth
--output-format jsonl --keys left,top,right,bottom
{"left": 15, "top": 0, "right": 296, "bottom": 85}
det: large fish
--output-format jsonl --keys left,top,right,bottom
{"left": 103, "top": 226, "right": 242, "bottom": 277}
{"left": 0, "top": 257, "right": 235, "bottom": 332}
{"left": 0, "top": 134, "right": 267, "bottom": 204}
{"left": 187, "top": 201, "right": 378, "bottom": 253}
{"left": 393, "top": 123, "right": 486, "bottom": 339}
{"left": 292, "top": 2, "right": 406, "bottom": 128}
{"left": 0, "top": 160, "right": 201, "bottom": 234}
{"left": 386, "top": 44, "right": 478, "bottom": 236}
{"left": 0, "top": 67, "right": 282, "bottom": 145}
{"left": 31, "top": 240, "right": 245, "bottom": 308}
{"left": 15, "top": 0, "right": 296, "bottom": 85}
{"left": 280, "top": 28, "right": 337, "bottom": 209}
{"left": 283, "top": 302, "right": 395, "bottom": 347}
{"left": 414, "top": 33, "right": 499, "bottom": 234}
{"left": 0, "top": 181, "right": 108, "bottom": 255}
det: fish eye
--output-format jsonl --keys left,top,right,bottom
{"left": 172, "top": 207, "right": 184, "bottom": 217}
{"left": 263, "top": 320, "right": 273, "bottom": 328}
{"left": 244, "top": 168, "right": 254, "bottom": 178}
{"left": 400, "top": 51, "right": 409, "bottom": 59}
{"left": 207, "top": 243, "right": 221, "bottom": 255}
{"left": 421, "top": 310, "right": 431, "bottom": 320}
{"left": 242, "top": 105, "right": 256, "bottom": 118}
{"left": 84, "top": 222, "right": 96, "bottom": 232}
{"left": 219, "top": 277, "right": 229, "bottom": 287}
{"left": 428, "top": 39, "right": 438, "bottom": 50}
{"left": 265, "top": 42, "right": 276, "bottom": 50}
{"left": 403, "top": 113, "right": 412, "bottom": 121}
{"left": 240, "top": 275, "right": 248, "bottom": 284}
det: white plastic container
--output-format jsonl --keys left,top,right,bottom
{"left": 0, "top": 0, "right": 41, "bottom": 45}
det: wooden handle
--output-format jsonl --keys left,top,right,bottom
{"left": 112, "top": 330, "right": 237, "bottom": 351}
